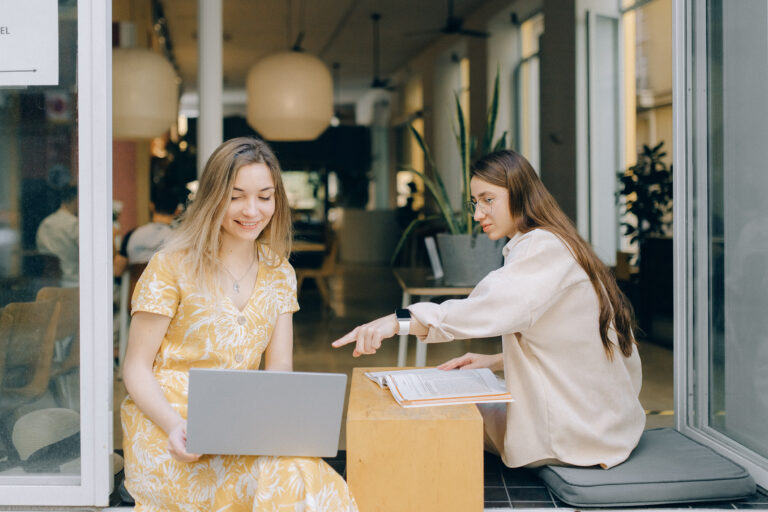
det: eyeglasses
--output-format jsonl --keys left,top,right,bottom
{"left": 465, "top": 197, "right": 495, "bottom": 215}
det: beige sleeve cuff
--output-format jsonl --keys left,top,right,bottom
{"left": 407, "top": 302, "right": 456, "bottom": 344}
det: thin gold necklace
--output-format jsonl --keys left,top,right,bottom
{"left": 221, "top": 251, "right": 256, "bottom": 293}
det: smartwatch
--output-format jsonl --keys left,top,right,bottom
{"left": 395, "top": 308, "right": 411, "bottom": 336}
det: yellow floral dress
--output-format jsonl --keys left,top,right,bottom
{"left": 121, "top": 248, "right": 358, "bottom": 511}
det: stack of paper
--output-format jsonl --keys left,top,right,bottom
{"left": 365, "top": 368, "right": 514, "bottom": 408}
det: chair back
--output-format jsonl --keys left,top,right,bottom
{"left": 0, "top": 299, "right": 61, "bottom": 399}
{"left": 319, "top": 233, "right": 339, "bottom": 275}
{"left": 36, "top": 287, "right": 79, "bottom": 375}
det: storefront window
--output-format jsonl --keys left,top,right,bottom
{"left": 705, "top": 0, "right": 768, "bottom": 460}
{"left": 0, "top": 0, "right": 81, "bottom": 485}
{"left": 679, "top": 0, "right": 768, "bottom": 488}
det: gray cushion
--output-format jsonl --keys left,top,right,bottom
{"left": 537, "top": 428, "right": 756, "bottom": 507}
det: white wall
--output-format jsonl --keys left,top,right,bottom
{"left": 486, "top": 0, "right": 542, "bottom": 158}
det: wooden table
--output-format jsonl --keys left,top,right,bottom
{"left": 346, "top": 367, "right": 483, "bottom": 512}
{"left": 292, "top": 240, "right": 326, "bottom": 253}
{"left": 392, "top": 268, "right": 474, "bottom": 367}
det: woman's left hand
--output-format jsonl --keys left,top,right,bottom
{"left": 437, "top": 352, "right": 504, "bottom": 372}
{"left": 331, "top": 314, "right": 398, "bottom": 357}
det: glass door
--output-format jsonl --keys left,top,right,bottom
{"left": 675, "top": 0, "right": 768, "bottom": 488}
{"left": 0, "top": 0, "right": 112, "bottom": 505}
{"left": 586, "top": 9, "right": 621, "bottom": 265}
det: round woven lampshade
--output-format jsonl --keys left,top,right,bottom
{"left": 113, "top": 48, "right": 178, "bottom": 139}
{"left": 246, "top": 51, "right": 333, "bottom": 141}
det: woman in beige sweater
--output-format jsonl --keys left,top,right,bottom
{"left": 333, "top": 149, "right": 645, "bottom": 469}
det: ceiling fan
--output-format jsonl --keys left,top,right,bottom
{"left": 370, "top": 13, "right": 394, "bottom": 90}
{"left": 407, "top": 0, "right": 490, "bottom": 38}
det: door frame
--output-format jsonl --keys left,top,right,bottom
{"left": 0, "top": 0, "right": 113, "bottom": 505}
{"left": 673, "top": 0, "right": 768, "bottom": 489}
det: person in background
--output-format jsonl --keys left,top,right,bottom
{"left": 122, "top": 190, "right": 181, "bottom": 265}
{"left": 113, "top": 250, "right": 128, "bottom": 279}
{"left": 36, "top": 184, "right": 78, "bottom": 287}
{"left": 333, "top": 149, "right": 645, "bottom": 470}
{"left": 121, "top": 137, "right": 357, "bottom": 511}
{"left": 395, "top": 180, "right": 418, "bottom": 229}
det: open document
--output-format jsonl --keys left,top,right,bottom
{"left": 365, "top": 368, "right": 514, "bottom": 408}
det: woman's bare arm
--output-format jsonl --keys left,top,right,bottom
{"left": 122, "top": 311, "right": 200, "bottom": 461}
{"left": 263, "top": 312, "right": 294, "bottom": 371}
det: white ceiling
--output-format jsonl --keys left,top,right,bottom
{"left": 162, "top": 0, "right": 494, "bottom": 103}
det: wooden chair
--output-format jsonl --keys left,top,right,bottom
{"left": 36, "top": 287, "right": 79, "bottom": 373}
{"left": 295, "top": 234, "right": 338, "bottom": 307}
{"left": 36, "top": 287, "right": 79, "bottom": 407}
{"left": 0, "top": 299, "right": 61, "bottom": 402}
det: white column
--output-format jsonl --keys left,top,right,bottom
{"left": 197, "top": 0, "right": 223, "bottom": 176}
{"left": 432, "top": 49, "right": 463, "bottom": 208}
{"left": 371, "top": 94, "right": 391, "bottom": 209}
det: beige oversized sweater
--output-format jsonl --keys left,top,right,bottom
{"left": 408, "top": 229, "right": 645, "bottom": 469}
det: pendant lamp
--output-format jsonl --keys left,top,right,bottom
{"left": 246, "top": 51, "right": 333, "bottom": 141}
{"left": 113, "top": 48, "right": 179, "bottom": 139}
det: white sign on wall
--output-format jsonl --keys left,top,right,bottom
{"left": 0, "top": 0, "right": 59, "bottom": 86}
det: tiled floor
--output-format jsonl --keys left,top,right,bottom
{"left": 110, "top": 261, "right": 766, "bottom": 510}
{"left": 111, "top": 449, "right": 768, "bottom": 510}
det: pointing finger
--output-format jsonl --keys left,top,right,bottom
{"left": 332, "top": 328, "right": 359, "bottom": 348}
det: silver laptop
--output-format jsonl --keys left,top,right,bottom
{"left": 186, "top": 368, "right": 347, "bottom": 457}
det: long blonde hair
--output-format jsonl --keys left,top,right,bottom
{"left": 472, "top": 150, "right": 636, "bottom": 359}
{"left": 164, "top": 137, "right": 292, "bottom": 292}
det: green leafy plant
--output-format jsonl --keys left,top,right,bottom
{"left": 617, "top": 141, "right": 673, "bottom": 247}
{"left": 391, "top": 70, "right": 508, "bottom": 264}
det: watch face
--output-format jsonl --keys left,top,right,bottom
{"left": 396, "top": 308, "right": 411, "bottom": 320}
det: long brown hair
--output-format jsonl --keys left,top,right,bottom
{"left": 472, "top": 150, "right": 635, "bottom": 359}
{"left": 165, "top": 137, "right": 292, "bottom": 293}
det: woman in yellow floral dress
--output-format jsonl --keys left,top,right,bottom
{"left": 121, "top": 137, "right": 358, "bottom": 511}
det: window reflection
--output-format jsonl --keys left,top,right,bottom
{"left": 706, "top": 0, "right": 768, "bottom": 459}
{"left": 0, "top": 2, "right": 81, "bottom": 481}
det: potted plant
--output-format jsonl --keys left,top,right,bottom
{"left": 617, "top": 141, "right": 673, "bottom": 340}
{"left": 618, "top": 141, "right": 673, "bottom": 252}
{"left": 392, "top": 71, "right": 508, "bottom": 285}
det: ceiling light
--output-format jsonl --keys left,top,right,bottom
{"left": 113, "top": 48, "right": 179, "bottom": 139}
{"left": 246, "top": 51, "right": 333, "bottom": 141}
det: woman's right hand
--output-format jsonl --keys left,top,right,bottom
{"left": 437, "top": 352, "right": 504, "bottom": 372}
{"left": 167, "top": 420, "right": 202, "bottom": 463}
{"left": 331, "top": 314, "right": 399, "bottom": 357}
